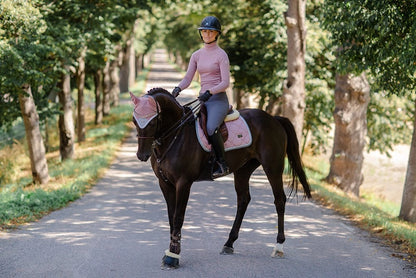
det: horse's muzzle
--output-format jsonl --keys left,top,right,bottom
{"left": 137, "top": 152, "right": 150, "bottom": 162}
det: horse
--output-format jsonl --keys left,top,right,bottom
{"left": 130, "top": 88, "right": 311, "bottom": 269}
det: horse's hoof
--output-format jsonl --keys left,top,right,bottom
{"left": 161, "top": 250, "right": 181, "bottom": 270}
{"left": 271, "top": 243, "right": 284, "bottom": 258}
{"left": 161, "top": 255, "right": 179, "bottom": 270}
{"left": 220, "top": 246, "right": 234, "bottom": 255}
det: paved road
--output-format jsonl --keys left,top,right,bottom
{"left": 1, "top": 49, "right": 414, "bottom": 278}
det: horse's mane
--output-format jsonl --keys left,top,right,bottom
{"left": 147, "top": 87, "right": 184, "bottom": 109}
{"left": 147, "top": 87, "right": 170, "bottom": 96}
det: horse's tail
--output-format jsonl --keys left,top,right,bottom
{"left": 274, "top": 116, "right": 312, "bottom": 199}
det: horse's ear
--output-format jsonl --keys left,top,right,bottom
{"left": 130, "top": 92, "right": 140, "bottom": 106}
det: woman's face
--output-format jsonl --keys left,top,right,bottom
{"left": 201, "top": 29, "right": 218, "bottom": 44}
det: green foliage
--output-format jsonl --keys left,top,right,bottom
{"left": 322, "top": 0, "right": 416, "bottom": 94}
{"left": 321, "top": 0, "right": 416, "bottom": 154}
{"left": 0, "top": 186, "right": 81, "bottom": 225}
{"left": 220, "top": 0, "right": 287, "bottom": 102}
{"left": 0, "top": 0, "right": 56, "bottom": 129}
{"left": 367, "top": 92, "right": 414, "bottom": 155}
{"left": 0, "top": 0, "right": 163, "bottom": 131}
{"left": 303, "top": 79, "right": 334, "bottom": 154}
{"left": 161, "top": 2, "right": 205, "bottom": 66}
{"left": 303, "top": 0, "right": 336, "bottom": 154}
{"left": 0, "top": 0, "right": 46, "bottom": 39}
{"left": 135, "top": 11, "right": 158, "bottom": 55}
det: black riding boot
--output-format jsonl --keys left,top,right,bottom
{"left": 208, "top": 130, "right": 230, "bottom": 179}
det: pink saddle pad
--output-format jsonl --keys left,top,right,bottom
{"left": 196, "top": 116, "right": 252, "bottom": 152}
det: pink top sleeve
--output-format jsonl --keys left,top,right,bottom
{"left": 178, "top": 54, "right": 197, "bottom": 91}
{"left": 178, "top": 44, "right": 230, "bottom": 95}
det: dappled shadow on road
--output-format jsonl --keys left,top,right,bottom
{"left": 2, "top": 137, "right": 413, "bottom": 278}
{"left": 2, "top": 132, "right": 413, "bottom": 277}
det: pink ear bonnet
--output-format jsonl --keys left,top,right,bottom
{"left": 130, "top": 92, "right": 159, "bottom": 128}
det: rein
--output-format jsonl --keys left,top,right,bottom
{"left": 154, "top": 99, "right": 200, "bottom": 144}
{"left": 152, "top": 99, "right": 201, "bottom": 163}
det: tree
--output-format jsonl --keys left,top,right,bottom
{"left": 0, "top": 0, "right": 50, "bottom": 183}
{"left": 282, "top": 0, "right": 306, "bottom": 144}
{"left": 19, "top": 85, "right": 49, "bottom": 184}
{"left": 323, "top": 0, "right": 416, "bottom": 222}
{"left": 39, "top": 1, "right": 85, "bottom": 160}
{"left": 325, "top": 73, "right": 370, "bottom": 196}
{"left": 76, "top": 47, "right": 87, "bottom": 142}
{"left": 58, "top": 68, "right": 75, "bottom": 160}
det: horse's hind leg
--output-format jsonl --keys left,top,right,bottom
{"left": 221, "top": 159, "right": 260, "bottom": 255}
{"left": 263, "top": 162, "right": 286, "bottom": 257}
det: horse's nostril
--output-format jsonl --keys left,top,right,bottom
{"left": 137, "top": 152, "right": 150, "bottom": 162}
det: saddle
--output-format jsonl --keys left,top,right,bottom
{"left": 195, "top": 104, "right": 251, "bottom": 181}
{"left": 198, "top": 103, "right": 240, "bottom": 142}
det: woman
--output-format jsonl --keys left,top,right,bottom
{"left": 171, "top": 16, "right": 230, "bottom": 178}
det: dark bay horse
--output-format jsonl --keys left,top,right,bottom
{"left": 130, "top": 88, "right": 311, "bottom": 269}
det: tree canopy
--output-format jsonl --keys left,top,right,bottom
{"left": 323, "top": 0, "right": 416, "bottom": 94}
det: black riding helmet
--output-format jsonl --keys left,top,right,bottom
{"left": 198, "top": 16, "right": 221, "bottom": 43}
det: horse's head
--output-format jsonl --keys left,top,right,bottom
{"left": 130, "top": 88, "right": 184, "bottom": 162}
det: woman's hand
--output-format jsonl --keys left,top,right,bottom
{"left": 198, "top": 90, "right": 212, "bottom": 102}
{"left": 172, "top": 87, "right": 181, "bottom": 98}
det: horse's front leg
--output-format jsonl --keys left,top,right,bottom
{"left": 158, "top": 179, "right": 177, "bottom": 268}
{"left": 160, "top": 180, "right": 192, "bottom": 269}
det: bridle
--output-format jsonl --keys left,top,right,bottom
{"left": 136, "top": 97, "right": 201, "bottom": 163}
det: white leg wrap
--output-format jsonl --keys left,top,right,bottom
{"left": 271, "top": 243, "right": 284, "bottom": 257}
{"left": 165, "top": 249, "right": 181, "bottom": 259}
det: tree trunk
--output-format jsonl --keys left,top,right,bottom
{"left": 128, "top": 25, "right": 137, "bottom": 89}
{"left": 265, "top": 94, "right": 281, "bottom": 116}
{"left": 76, "top": 47, "right": 86, "bottom": 142}
{"left": 119, "top": 46, "right": 129, "bottom": 93}
{"left": 102, "top": 61, "right": 111, "bottom": 116}
{"left": 18, "top": 85, "right": 49, "bottom": 184}
{"left": 109, "top": 57, "right": 120, "bottom": 107}
{"left": 136, "top": 54, "right": 143, "bottom": 78}
{"left": 325, "top": 73, "right": 370, "bottom": 196}
{"left": 233, "top": 88, "right": 245, "bottom": 110}
{"left": 58, "top": 71, "right": 75, "bottom": 160}
{"left": 399, "top": 98, "right": 416, "bottom": 223}
{"left": 119, "top": 33, "right": 136, "bottom": 93}
{"left": 94, "top": 69, "right": 103, "bottom": 125}
{"left": 282, "top": 0, "right": 307, "bottom": 144}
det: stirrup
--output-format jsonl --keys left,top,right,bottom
{"left": 212, "top": 162, "right": 230, "bottom": 179}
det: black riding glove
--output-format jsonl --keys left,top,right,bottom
{"left": 198, "top": 90, "right": 212, "bottom": 102}
{"left": 172, "top": 87, "right": 181, "bottom": 98}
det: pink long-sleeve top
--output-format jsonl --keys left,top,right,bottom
{"left": 178, "top": 42, "right": 230, "bottom": 95}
